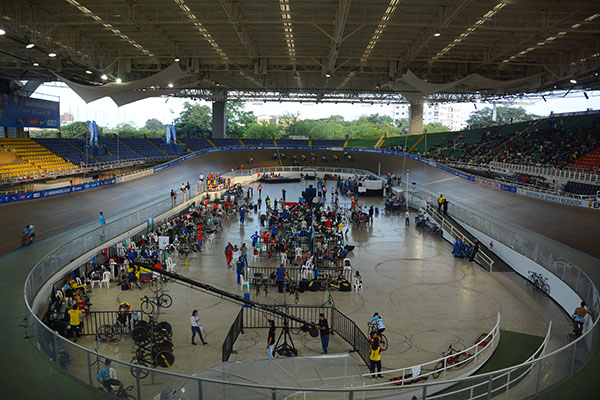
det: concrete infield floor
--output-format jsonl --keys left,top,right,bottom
{"left": 0, "top": 149, "right": 598, "bottom": 398}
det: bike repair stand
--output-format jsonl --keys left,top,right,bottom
{"left": 274, "top": 316, "right": 298, "bottom": 357}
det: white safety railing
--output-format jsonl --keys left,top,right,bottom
{"left": 425, "top": 203, "right": 495, "bottom": 272}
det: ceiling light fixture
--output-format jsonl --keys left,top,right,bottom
{"left": 434, "top": 31, "right": 441, "bottom": 37}
{"left": 325, "top": 73, "right": 332, "bottom": 78}
{"left": 569, "top": 79, "right": 577, "bottom": 84}
{"left": 26, "top": 43, "right": 35, "bottom": 49}
{"left": 85, "top": 70, "right": 92, "bottom": 74}
{"left": 115, "top": 77, "right": 122, "bottom": 83}
{"left": 174, "top": 57, "right": 180, "bottom": 62}
{"left": 32, "top": 62, "right": 39, "bottom": 67}
{"left": 0, "top": 28, "right": 6, "bottom": 35}
{"left": 48, "top": 52, "right": 57, "bottom": 57}
{"left": 167, "top": 82, "right": 174, "bottom": 88}
{"left": 100, "top": 74, "right": 108, "bottom": 80}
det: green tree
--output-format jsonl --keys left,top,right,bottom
{"left": 174, "top": 102, "right": 212, "bottom": 137}
{"left": 396, "top": 118, "right": 409, "bottom": 134}
{"left": 115, "top": 122, "right": 139, "bottom": 136}
{"left": 226, "top": 101, "right": 256, "bottom": 137}
{"left": 423, "top": 122, "right": 450, "bottom": 133}
{"left": 245, "top": 121, "right": 284, "bottom": 138}
{"left": 60, "top": 121, "right": 104, "bottom": 138}
{"left": 144, "top": 118, "right": 164, "bottom": 132}
{"left": 466, "top": 106, "right": 542, "bottom": 127}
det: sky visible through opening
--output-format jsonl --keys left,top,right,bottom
{"left": 34, "top": 83, "right": 600, "bottom": 130}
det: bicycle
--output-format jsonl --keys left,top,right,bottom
{"left": 432, "top": 344, "right": 473, "bottom": 378}
{"left": 255, "top": 276, "right": 269, "bottom": 297}
{"left": 368, "top": 323, "right": 388, "bottom": 351}
{"left": 96, "top": 320, "right": 123, "bottom": 343}
{"left": 131, "top": 319, "right": 172, "bottom": 346}
{"left": 527, "top": 271, "right": 550, "bottom": 295}
{"left": 288, "top": 280, "right": 300, "bottom": 304}
{"left": 129, "top": 342, "right": 175, "bottom": 379}
{"left": 102, "top": 384, "right": 136, "bottom": 399}
{"left": 140, "top": 294, "right": 173, "bottom": 315}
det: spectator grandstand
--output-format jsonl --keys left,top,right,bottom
{"left": 178, "top": 137, "right": 213, "bottom": 151}
{"left": 0, "top": 138, "right": 77, "bottom": 179}
{"left": 119, "top": 138, "right": 170, "bottom": 160}
{"left": 563, "top": 181, "right": 600, "bottom": 197}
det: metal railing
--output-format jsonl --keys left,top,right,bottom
{"left": 21, "top": 149, "right": 600, "bottom": 399}
{"left": 222, "top": 307, "right": 244, "bottom": 362}
{"left": 425, "top": 203, "right": 495, "bottom": 271}
{"left": 246, "top": 265, "right": 352, "bottom": 284}
{"left": 79, "top": 310, "right": 145, "bottom": 336}
{"left": 489, "top": 161, "right": 599, "bottom": 184}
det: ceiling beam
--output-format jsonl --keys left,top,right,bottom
{"left": 326, "top": 0, "right": 352, "bottom": 74}
{"left": 217, "top": 0, "right": 258, "bottom": 58}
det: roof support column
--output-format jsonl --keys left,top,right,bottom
{"left": 212, "top": 100, "right": 227, "bottom": 138}
{"left": 409, "top": 102, "right": 423, "bottom": 135}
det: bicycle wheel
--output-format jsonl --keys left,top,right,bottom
{"left": 150, "top": 279, "right": 165, "bottom": 295}
{"left": 108, "top": 326, "right": 122, "bottom": 342}
{"left": 432, "top": 360, "right": 444, "bottom": 378}
{"left": 156, "top": 321, "right": 173, "bottom": 338}
{"left": 154, "top": 350, "right": 175, "bottom": 368}
{"left": 129, "top": 356, "right": 150, "bottom": 379}
{"left": 131, "top": 326, "right": 150, "bottom": 345}
{"left": 96, "top": 325, "right": 111, "bottom": 342}
{"left": 379, "top": 334, "right": 388, "bottom": 351}
{"left": 542, "top": 284, "right": 550, "bottom": 295}
{"left": 156, "top": 340, "right": 174, "bottom": 352}
{"left": 158, "top": 294, "right": 173, "bottom": 308}
{"left": 453, "top": 352, "right": 473, "bottom": 370}
{"left": 191, "top": 243, "right": 200, "bottom": 253}
{"left": 140, "top": 299, "right": 154, "bottom": 315}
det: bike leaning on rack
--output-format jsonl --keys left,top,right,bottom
{"left": 140, "top": 294, "right": 173, "bottom": 315}
{"left": 527, "top": 271, "right": 550, "bottom": 295}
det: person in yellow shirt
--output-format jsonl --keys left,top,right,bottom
{"left": 67, "top": 305, "right": 82, "bottom": 342}
{"left": 369, "top": 333, "right": 383, "bottom": 379}
{"left": 437, "top": 194, "right": 445, "bottom": 212}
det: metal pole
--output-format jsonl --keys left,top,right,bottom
{"left": 198, "top": 379, "right": 203, "bottom": 400}
{"left": 486, "top": 375, "right": 493, "bottom": 400}
{"left": 535, "top": 359, "right": 543, "bottom": 395}
{"left": 87, "top": 352, "right": 92, "bottom": 385}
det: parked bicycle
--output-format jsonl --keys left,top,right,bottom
{"left": 102, "top": 384, "right": 136, "bottom": 399}
{"left": 129, "top": 342, "right": 175, "bottom": 379}
{"left": 140, "top": 294, "right": 173, "bottom": 315}
{"left": 288, "top": 280, "right": 300, "bottom": 304}
{"left": 131, "top": 318, "right": 172, "bottom": 345}
{"left": 432, "top": 344, "right": 473, "bottom": 378}
{"left": 96, "top": 320, "right": 124, "bottom": 343}
{"left": 527, "top": 271, "right": 550, "bottom": 295}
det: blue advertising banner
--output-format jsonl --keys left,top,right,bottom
{"left": 0, "top": 178, "right": 115, "bottom": 205}
{"left": 500, "top": 184, "right": 517, "bottom": 193}
{"left": 0, "top": 94, "right": 59, "bottom": 128}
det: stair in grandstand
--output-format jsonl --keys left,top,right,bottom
{"left": 238, "top": 138, "right": 245, "bottom": 147}
{"left": 343, "top": 137, "right": 349, "bottom": 147}
{"left": 205, "top": 138, "right": 217, "bottom": 148}
{"left": 116, "top": 138, "right": 145, "bottom": 159}
{"left": 407, "top": 134, "right": 425, "bottom": 153}
{"left": 145, "top": 138, "right": 170, "bottom": 156}
{"left": 568, "top": 147, "right": 600, "bottom": 172}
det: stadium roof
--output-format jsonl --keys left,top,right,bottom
{"left": 1, "top": 0, "right": 599, "bottom": 103}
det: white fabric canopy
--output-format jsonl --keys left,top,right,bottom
{"left": 54, "top": 63, "right": 189, "bottom": 106}
{"left": 395, "top": 69, "right": 542, "bottom": 100}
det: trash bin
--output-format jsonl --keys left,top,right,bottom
{"left": 243, "top": 292, "right": 251, "bottom": 307}
{"left": 375, "top": 207, "right": 379, "bottom": 214}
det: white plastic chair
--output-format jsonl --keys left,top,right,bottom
{"left": 130, "top": 241, "right": 137, "bottom": 250}
{"left": 100, "top": 271, "right": 111, "bottom": 288}
{"left": 240, "top": 275, "right": 250, "bottom": 290}
{"left": 109, "top": 259, "right": 117, "bottom": 280}
{"left": 116, "top": 242, "right": 125, "bottom": 257}
{"left": 90, "top": 276, "right": 101, "bottom": 289}
{"left": 353, "top": 277, "right": 363, "bottom": 291}
{"left": 252, "top": 251, "right": 259, "bottom": 263}
{"left": 294, "top": 247, "right": 303, "bottom": 262}
{"left": 206, "top": 233, "right": 215, "bottom": 244}
{"left": 166, "top": 257, "right": 176, "bottom": 273}
{"left": 280, "top": 252, "right": 288, "bottom": 266}
{"left": 75, "top": 277, "right": 83, "bottom": 287}
{"left": 109, "top": 368, "right": 120, "bottom": 391}
{"left": 343, "top": 258, "right": 352, "bottom": 271}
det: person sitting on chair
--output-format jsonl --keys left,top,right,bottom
{"left": 96, "top": 359, "right": 123, "bottom": 394}
{"left": 572, "top": 301, "right": 593, "bottom": 337}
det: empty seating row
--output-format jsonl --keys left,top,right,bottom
{"left": 564, "top": 181, "right": 600, "bottom": 196}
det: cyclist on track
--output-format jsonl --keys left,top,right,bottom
{"left": 23, "top": 224, "right": 35, "bottom": 242}
{"left": 368, "top": 312, "right": 386, "bottom": 337}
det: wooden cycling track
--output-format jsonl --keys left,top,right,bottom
{"left": 0, "top": 149, "right": 598, "bottom": 399}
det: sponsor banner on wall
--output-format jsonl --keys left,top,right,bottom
{"left": 0, "top": 178, "right": 116, "bottom": 205}
{"left": 517, "top": 188, "right": 598, "bottom": 208}
{"left": 0, "top": 94, "right": 60, "bottom": 128}
{"left": 474, "top": 177, "right": 501, "bottom": 189}
{"left": 500, "top": 184, "right": 517, "bottom": 193}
